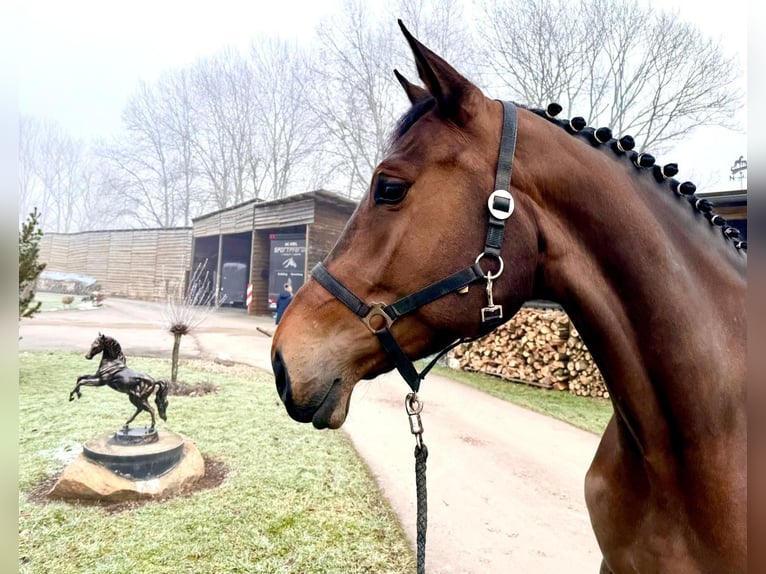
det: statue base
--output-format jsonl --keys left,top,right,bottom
{"left": 48, "top": 431, "right": 205, "bottom": 503}
{"left": 111, "top": 426, "right": 159, "bottom": 446}
{"left": 83, "top": 429, "right": 183, "bottom": 479}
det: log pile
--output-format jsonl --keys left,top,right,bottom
{"left": 448, "top": 306, "right": 608, "bottom": 398}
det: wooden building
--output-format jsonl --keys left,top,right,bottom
{"left": 191, "top": 190, "right": 357, "bottom": 316}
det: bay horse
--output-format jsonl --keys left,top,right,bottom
{"left": 70, "top": 333, "right": 169, "bottom": 430}
{"left": 271, "top": 21, "right": 746, "bottom": 573}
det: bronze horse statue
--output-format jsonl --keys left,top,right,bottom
{"left": 271, "top": 22, "right": 746, "bottom": 573}
{"left": 70, "top": 333, "right": 169, "bottom": 430}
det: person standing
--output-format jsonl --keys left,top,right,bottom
{"left": 275, "top": 282, "right": 293, "bottom": 324}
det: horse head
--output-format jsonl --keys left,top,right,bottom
{"left": 271, "top": 23, "right": 540, "bottom": 429}
{"left": 86, "top": 333, "right": 124, "bottom": 362}
{"left": 85, "top": 333, "right": 106, "bottom": 360}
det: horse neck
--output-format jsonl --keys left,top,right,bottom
{"left": 527, "top": 143, "right": 746, "bottom": 455}
{"left": 105, "top": 342, "right": 124, "bottom": 361}
{"left": 97, "top": 354, "right": 111, "bottom": 372}
{"left": 98, "top": 342, "right": 125, "bottom": 368}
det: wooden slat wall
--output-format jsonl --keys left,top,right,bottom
{"left": 249, "top": 229, "right": 274, "bottom": 316}
{"left": 107, "top": 231, "right": 132, "bottom": 293}
{"left": 156, "top": 230, "right": 193, "bottom": 298}
{"left": 128, "top": 230, "right": 159, "bottom": 299}
{"left": 193, "top": 202, "right": 256, "bottom": 237}
{"left": 68, "top": 237, "right": 88, "bottom": 276}
{"left": 253, "top": 199, "right": 315, "bottom": 229}
{"left": 193, "top": 217, "right": 220, "bottom": 238}
{"left": 307, "top": 198, "right": 357, "bottom": 271}
{"left": 39, "top": 234, "right": 71, "bottom": 270}
{"left": 37, "top": 229, "right": 192, "bottom": 301}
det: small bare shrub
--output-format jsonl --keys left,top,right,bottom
{"left": 163, "top": 260, "right": 226, "bottom": 383}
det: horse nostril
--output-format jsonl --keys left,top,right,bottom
{"left": 272, "top": 350, "right": 291, "bottom": 404}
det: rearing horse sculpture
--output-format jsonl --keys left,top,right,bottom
{"left": 271, "top": 22, "right": 746, "bottom": 573}
{"left": 70, "top": 333, "right": 169, "bottom": 430}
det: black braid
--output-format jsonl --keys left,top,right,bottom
{"left": 528, "top": 104, "right": 746, "bottom": 252}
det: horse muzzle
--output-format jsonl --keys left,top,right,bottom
{"left": 272, "top": 349, "right": 349, "bottom": 429}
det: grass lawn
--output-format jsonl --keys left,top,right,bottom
{"left": 32, "top": 292, "right": 86, "bottom": 312}
{"left": 19, "top": 352, "right": 415, "bottom": 574}
{"left": 428, "top": 364, "right": 613, "bottom": 435}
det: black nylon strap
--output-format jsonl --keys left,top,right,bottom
{"left": 385, "top": 263, "right": 485, "bottom": 319}
{"left": 312, "top": 262, "right": 485, "bottom": 323}
{"left": 311, "top": 263, "right": 371, "bottom": 318}
{"left": 495, "top": 100, "right": 518, "bottom": 193}
{"left": 375, "top": 327, "right": 422, "bottom": 392}
{"left": 484, "top": 101, "right": 518, "bottom": 257}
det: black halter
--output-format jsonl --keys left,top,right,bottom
{"left": 311, "top": 101, "right": 518, "bottom": 393}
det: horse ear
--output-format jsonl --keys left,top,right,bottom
{"left": 397, "top": 19, "right": 480, "bottom": 123}
{"left": 394, "top": 69, "right": 430, "bottom": 106}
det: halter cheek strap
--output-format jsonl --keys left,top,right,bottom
{"left": 310, "top": 101, "right": 518, "bottom": 393}
{"left": 484, "top": 100, "right": 518, "bottom": 258}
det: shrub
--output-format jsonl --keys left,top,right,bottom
{"left": 19, "top": 208, "right": 46, "bottom": 319}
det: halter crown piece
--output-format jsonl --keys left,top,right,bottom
{"left": 311, "top": 101, "right": 518, "bottom": 393}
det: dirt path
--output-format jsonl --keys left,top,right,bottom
{"left": 19, "top": 297, "right": 604, "bottom": 573}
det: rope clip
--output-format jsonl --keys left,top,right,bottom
{"left": 405, "top": 392, "right": 424, "bottom": 448}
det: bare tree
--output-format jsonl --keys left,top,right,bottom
{"left": 395, "top": 0, "right": 478, "bottom": 76}
{"left": 155, "top": 68, "right": 201, "bottom": 226}
{"left": 309, "top": 0, "right": 405, "bottom": 197}
{"left": 306, "top": 0, "right": 481, "bottom": 197}
{"left": 19, "top": 116, "right": 43, "bottom": 224}
{"left": 70, "top": 158, "right": 130, "bottom": 231}
{"left": 190, "top": 47, "right": 263, "bottom": 208}
{"left": 476, "top": 0, "right": 743, "bottom": 150}
{"left": 19, "top": 117, "right": 92, "bottom": 232}
{"left": 101, "top": 80, "right": 185, "bottom": 228}
{"left": 249, "top": 36, "right": 318, "bottom": 200}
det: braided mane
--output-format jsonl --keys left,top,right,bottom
{"left": 527, "top": 103, "right": 746, "bottom": 253}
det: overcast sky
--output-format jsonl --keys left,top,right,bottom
{"left": 14, "top": 0, "right": 747, "bottom": 192}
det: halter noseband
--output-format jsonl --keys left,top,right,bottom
{"left": 311, "top": 101, "right": 518, "bottom": 393}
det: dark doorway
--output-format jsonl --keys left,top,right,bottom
{"left": 220, "top": 232, "right": 252, "bottom": 308}
{"left": 191, "top": 236, "right": 219, "bottom": 304}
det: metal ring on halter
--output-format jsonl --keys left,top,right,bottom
{"left": 475, "top": 252, "right": 504, "bottom": 280}
{"left": 361, "top": 302, "right": 394, "bottom": 334}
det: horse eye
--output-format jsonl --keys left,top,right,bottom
{"left": 374, "top": 179, "right": 409, "bottom": 205}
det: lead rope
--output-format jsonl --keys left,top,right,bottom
{"left": 406, "top": 392, "right": 428, "bottom": 574}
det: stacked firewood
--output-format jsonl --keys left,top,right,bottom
{"left": 448, "top": 306, "right": 608, "bottom": 398}
{"left": 565, "top": 327, "right": 609, "bottom": 399}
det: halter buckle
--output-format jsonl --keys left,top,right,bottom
{"left": 481, "top": 305, "right": 503, "bottom": 323}
{"left": 362, "top": 302, "right": 395, "bottom": 334}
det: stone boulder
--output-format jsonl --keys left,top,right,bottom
{"left": 49, "top": 435, "right": 204, "bottom": 503}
